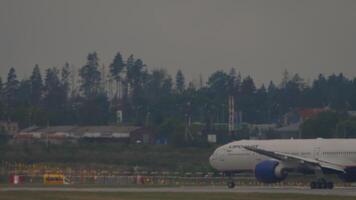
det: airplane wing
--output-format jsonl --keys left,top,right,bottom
{"left": 243, "top": 146, "right": 346, "bottom": 173}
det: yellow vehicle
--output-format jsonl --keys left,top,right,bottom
{"left": 43, "top": 173, "right": 66, "bottom": 185}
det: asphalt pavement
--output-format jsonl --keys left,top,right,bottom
{"left": 2, "top": 186, "right": 356, "bottom": 196}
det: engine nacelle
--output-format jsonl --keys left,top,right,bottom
{"left": 338, "top": 167, "right": 356, "bottom": 182}
{"left": 255, "top": 160, "right": 288, "bottom": 183}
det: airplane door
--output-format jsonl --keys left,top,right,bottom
{"left": 313, "top": 147, "right": 320, "bottom": 159}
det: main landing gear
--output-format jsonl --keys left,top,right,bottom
{"left": 310, "top": 178, "right": 334, "bottom": 189}
{"left": 227, "top": 180, "right": 235, "bottom": 188}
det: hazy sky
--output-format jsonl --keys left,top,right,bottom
{"left": 1, "top": 0, "right": 356, "bottom": 85}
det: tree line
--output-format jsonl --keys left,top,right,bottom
{"left": 1, "top": 52, "right": 356, "bottom": 140}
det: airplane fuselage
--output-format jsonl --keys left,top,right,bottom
{"left": 210, "top": 138, "right": 356, "bottom": 173}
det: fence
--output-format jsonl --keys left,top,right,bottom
{"left": 0, "top": 174, "right": 352, "bottom": 187}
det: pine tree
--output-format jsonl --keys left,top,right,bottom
{"left": 0, "top": 77, "right": 2, "bottom": 98}
{"left": 125, "top": 54, "right": 135, "bottom": 96}
{"left": 228, "top": 68, "right": 239, "bottom": 95}
{"left": 18, "top": 79, "right": 33, "bottom": 125}
{"left": 291, "top": 73, "right": 304, "bottom": 90}
{"left": 175, "top": 70, "right": 185, "bottom": 93}
{"left": 162, "top": 76, "right": 173, "bottom": 95}
{"left": 199, "top": 74, "right": 204, "bottom": 88}
{"left": 350, "top": 78, "right": 356, "bottom": 109}
{"left": 126, "top": 54, "right": 135, "bottom": 83}
{"left": 44, "top": 67, "right": 68, "bottom": 125}
{"left": 255, "top": 84, "right": 268, "bottom": 122}
{"left": 0, "top": 77, "right": 2, "bottom": 92}
{"left": 280, "top": 69, "right": 289, "bottom": 88}
{"left": 0, "top": 77, "right": 3, "bottom": 120}
{"left": 30, "top": 64, "right": 43, "bottom": 106}
{"left": 267, "top": 81, "right": 277, "bottom": 93}
{"left": 4, "top": 68, "right": 19, "bottom": 120}
{"left": 61, "top": 63, "right": 71, "bottom": 115}
{"left": 79, "top": 52, "right": 101, "bottom": 98}
{"left": 241, "top": 76, "right": 256, "bottom": 95}
{"left": 110, "top": 52, "right": 125, "bottom": 98}
{"left": 132, "top": 59, "right": 145, "bottom": 87}
{"left": 61, "top": 62, "right": 71, "bottom": 94}
{"left": 44, "top": 68, "right": 62, "bottom": 103}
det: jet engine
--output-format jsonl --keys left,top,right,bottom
{"left": 338, "top": 167, "right": 356, "bottom": 182}
{"left": 255, "top": 160, "right": 288, "bottom": 183}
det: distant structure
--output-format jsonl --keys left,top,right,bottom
{"left": 14, "top": 125, "right": 155, "bottom": 144}
{"left": 298, "top": 108, "right": 328, "bottom": 121}
{"left": 116, "top": 110, "right": 123, "bottom": 124}
{"left": 0, "top": 121, "right": 19, "bottom": 135}
{"left": 228, "top": 95, "right": 236, "bottom": 133}
{"left": 184, "top": 102, "right": 193, "bottom": 141}
{"left": 348, "top": 111, "right": 356, "bottom": 117}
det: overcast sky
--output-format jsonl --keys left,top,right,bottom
{"left": 1, "top": 0, "right": 356, "bottom": 85}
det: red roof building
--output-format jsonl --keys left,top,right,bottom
{"left": 298, "top": 108, "right": 328, "bottom": 121}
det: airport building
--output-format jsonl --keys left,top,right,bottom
{"left": 13, "top": 125, "right": 155, "bottom": 144}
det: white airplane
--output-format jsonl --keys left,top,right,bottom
{"left": 209, "top": 138, "right": 356, "bottom": 189}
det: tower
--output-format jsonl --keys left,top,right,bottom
{"left": 228, "top": 95, "right": 235, "bottom": 133}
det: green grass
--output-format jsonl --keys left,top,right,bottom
{"left": 0, "top": 192, "right": 355, "bottom": 200}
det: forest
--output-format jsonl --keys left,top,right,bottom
{"left": 1, "top": 52, "right": 356, "bottom": 141}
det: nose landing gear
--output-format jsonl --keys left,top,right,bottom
{"left": 310, "top": 178, "right": 334, "bottom": 189}
{"left": 224, "top": 172, "right": 236, "bottom": 189}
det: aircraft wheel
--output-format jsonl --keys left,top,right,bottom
{"left": 227, "top": 181, "right": 235, "bottom": 189}
{"left": 310, "top": 179, "right": 333, "bottom": 190}
{"left": 326, "top": 182, "right": 334, "bottom": 189}
{"left": 319, "top": 181, "right": 327, "bottom": 189}
{"left": 310, "top": 181, "right": 317, "bottom": 189}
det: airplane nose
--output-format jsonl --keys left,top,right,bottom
{"left": 209, "top": 153, "right": 217, "bottom": 169}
